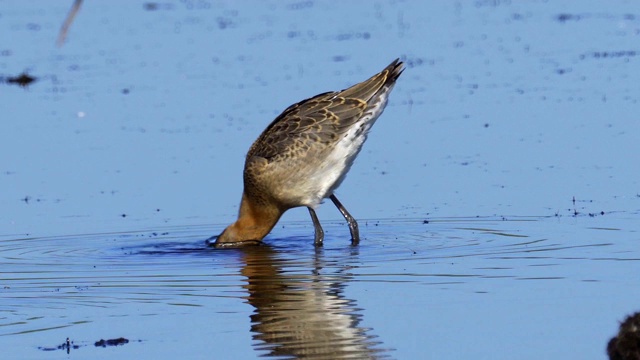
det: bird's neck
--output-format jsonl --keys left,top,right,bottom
{"left": 222, "top": 192, "right": 283, "bottom": 243}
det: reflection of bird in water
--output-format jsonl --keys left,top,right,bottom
{"left": 240, "top": 247, "right": 390, "bottom": 359}
{"left": 608, "top": 312, "right": 640, "bottom": 360}
{"left": 212, "top": 59, "right": 404, "bottom": 248}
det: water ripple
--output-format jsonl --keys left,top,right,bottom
{"left": 1, "top": 216, "right": 637, "bottom": 359}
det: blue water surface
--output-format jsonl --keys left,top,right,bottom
{"left": 1, "top": 1, "right": 639, "bottom": 359}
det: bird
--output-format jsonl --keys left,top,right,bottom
{"left": 211, "top": 59, "right": 404, "bottom": 248}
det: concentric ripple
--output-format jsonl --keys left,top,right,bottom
{"left": 1, "top": 216, "right": 636, "bottom": 360}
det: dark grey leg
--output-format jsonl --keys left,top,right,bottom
{"left": 307, "top": 207, "right": 324, "bottom": 246}
{"left": 329, "top": 194, "right": 360, "bottom": 244}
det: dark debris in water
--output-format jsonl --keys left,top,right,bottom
{"left": 39, "top": 338, "right": 79, "bottom": 353}
{"left": 95, "top": 337, "right": 129, "bottom": 347}
{"left": 143, "top": 2, "right": 175, "bottom": 11}
{"left": 216, "top": 16, "right": 235, "bottom": 30}
{"left": 2, "top": 72, "right": 37, "bottom": 88}
{"left": 334, "top": 32, "right": 370, "bottom": 41}
{"left": 553, "top": 196, "right": 606, "bottom": 218}
{"left": 555, "top": 13, "right": 582, "bottom": 23}
{"left": 555, "top": 13, "right": 636, "bottom": 23}
{"left": 40, "top": 337, "right": 134, "bottom": 353}
{"left": 580, "top": 50, "right": 638, "bottom": 60}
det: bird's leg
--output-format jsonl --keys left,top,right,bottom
{"left": 307, "top": 207, "right": 324, "bottom": 246}
{"left": 329, "top": 194, "right": 360, "bottom": 245}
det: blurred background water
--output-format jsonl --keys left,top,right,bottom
{"left": 1, "top": 1, "right": 639, "bottom": 359}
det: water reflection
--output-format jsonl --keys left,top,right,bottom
{"left": 239, "top": 245, "right": 390, "bottom": 359}
{"left": 2, "top": 217, "right": 637, "bottom": 359}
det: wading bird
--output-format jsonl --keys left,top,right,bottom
{"left": 212, "top": 59, "right": 404, "bottom": 248}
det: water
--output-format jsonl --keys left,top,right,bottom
{"left": 1, "top": 1, "right": 639, "bottom": 359}
{"left": 2, "top": 217, "right": 638, "bottom": 359}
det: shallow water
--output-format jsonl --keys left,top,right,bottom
{"left": 2, "top": 217, "right": 639, "bottom": 359}
{"left": 1, "top": 1, "right": 640, "bottom": 359}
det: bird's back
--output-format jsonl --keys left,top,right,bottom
{"left": 244, "top": 59, "right": 404, "bottom": 208}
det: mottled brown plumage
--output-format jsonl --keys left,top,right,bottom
{"left": 212, "top": 59, "right": 404, "bottom": 248}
